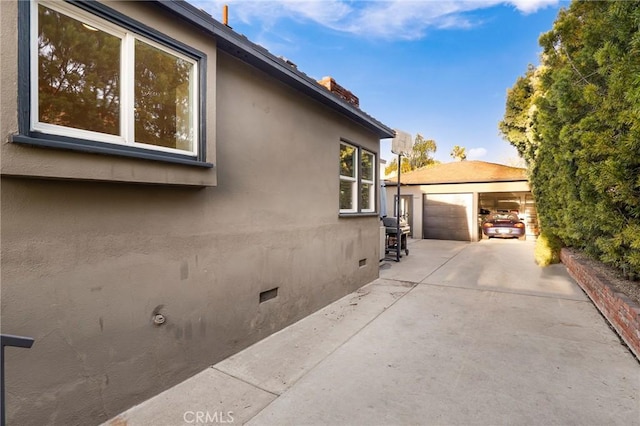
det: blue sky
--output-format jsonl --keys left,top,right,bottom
{"left": 192, "top": 0, "right": 568, "bottom": 166}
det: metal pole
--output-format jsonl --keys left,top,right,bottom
{"left": 396, "top": 153, "right": 401, "bottom": 262}
{"left": 1, "top": 334, "right": 34, "bottom": 426}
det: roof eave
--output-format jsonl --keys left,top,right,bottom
{"left": 386, "top": 178, "right": 529, "bottom": 186}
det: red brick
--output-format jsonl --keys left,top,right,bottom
{"left": 561, "top": 248, "right": 640, "bottom": 360}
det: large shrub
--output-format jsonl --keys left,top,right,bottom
{"left": 501, "top": 1, "right": 640, "bottom": 279}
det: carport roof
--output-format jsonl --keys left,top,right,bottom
{"left": 388, "top": 161, "right": 528, "bottom": 185}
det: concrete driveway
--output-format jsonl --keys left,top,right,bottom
{"left": 109, "top": 239, "right": 640, "bottom": 426}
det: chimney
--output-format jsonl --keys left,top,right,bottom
{"left": 318, "top": 76, "right": 359, "bottom": 108}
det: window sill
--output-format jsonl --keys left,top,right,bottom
{"left": 339, "top": 212, "right": 380, "bottom": 218}
{"left": 11, "top": 134, "right": 212, "bottom": 168}
{"left": 3, "top": 134, "right": 217, "bottom": 187}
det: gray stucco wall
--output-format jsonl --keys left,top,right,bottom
{"left": 1, "top": 2, "right": 381, "bottom": 424}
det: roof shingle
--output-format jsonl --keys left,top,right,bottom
{"left": 388, "top": 161, "right": 527, "bottom": 185}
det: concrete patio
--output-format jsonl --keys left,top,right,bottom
{"left": 105, "top": 239, "right": 640, "bottom": 426}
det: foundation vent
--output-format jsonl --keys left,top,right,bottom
{"left": 259, "top": 287, "right": 279, "bottom": 303}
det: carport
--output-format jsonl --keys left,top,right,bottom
{"left": 385, "top": 161, "right": 538, "bottom": 241}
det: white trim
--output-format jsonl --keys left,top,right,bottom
{"left": 340, "top": 142, "right": 359, "bottom": 213}
{"left": 361, "top": 149, "right": 375, "bottom": 212}
{"left": 122, "top": 33, "right": 134, "bottom": 146}
{"left": 339, "top": 143, "right": 377, "bottom": 214}
{"left": 190, "top": 59, "right": 199, "bottom": 156}
{"left": 339, "top": 178, "right": 357, "bottom": 214}
{"left": 361, "top": 182, "right": 375, "bottom": 213}
{"left": 339, "top": 142, "right": 357, "bottom": 179}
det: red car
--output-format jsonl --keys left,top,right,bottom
{"left": 482, "top": 213, "right": 525, "bottom": 239}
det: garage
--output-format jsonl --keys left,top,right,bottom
{"left": 385, "top": 161, "right": 539, "bottom": 242}
{"left": 479, "top": 192, "right": 539, "bottom": 238}
{"left": 423, "top": 193, "right": 473, "bottom": 241}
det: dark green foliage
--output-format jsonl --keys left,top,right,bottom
{"left": 501, "top": 1, "right": 640, "bottom": 279}
{"left": 498, "top": 65, "right": 538, "bottom": 164}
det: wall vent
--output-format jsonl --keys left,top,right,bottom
{"left": 259, "top": 287, "right": 279, "bottom": 303}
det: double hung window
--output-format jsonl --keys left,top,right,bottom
{"left": 22, "top": 0, "right": 206, "bottom": 163}
{"left": 340, "top": 142, "right": 376, "bottom": 214}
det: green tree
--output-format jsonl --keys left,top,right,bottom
{"left": 384, "top": 157, "right": 412, "bottom": 176}
{"left": 385, "top": 134, "right": 438, "bottom": 176}
{"left": 499, "top": 64, "right": 541, "bottom": 166}
{"left": 408, "top": 134, "right": 437, "bottom": 169}
{"left": 501, "top": 1, "right": 640, "bottom": 279}
{"left": 450, "top": 145, "right": 467, "bottom": 161}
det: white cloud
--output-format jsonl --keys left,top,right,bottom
{"left": 336, "top": 1, "right": 492, "bottom": 40}
{"left": 191, "top": 0, "right": 560, "bottom": 40}
{"left": 506, "top": 0, "right": 559, "bottom": 14}
{"left": 468, "top": 147, "right": 488, "bottom": 159}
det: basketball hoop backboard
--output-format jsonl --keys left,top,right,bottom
{"left": 391, "top": 129, "right": 412, "bottom": 156}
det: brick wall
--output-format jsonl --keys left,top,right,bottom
{"left": 561, "top": 248, "right": 640, "bottom": 360}
{"left": 317, "top": 77, "right": 359, "bottom": 108}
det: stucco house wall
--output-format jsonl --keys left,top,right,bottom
{"left": 1, "top": 1, "right": 390, "bottom": 424}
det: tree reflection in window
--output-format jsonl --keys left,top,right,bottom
{"left": 361, "top": 151, "right": 373, "bottom": 180}
{"left": 38, "top": 4, "right": 120, "bottom": 135}
{"left": 134, "top": 41, "right": 193, "bottom": 151}
{"left": 340, "top": 144, "right": 356, "bottom": 178}
{"left": 361, "top": 151, "right": 374, "bottom": 211}
{"left": 37, "top": 3, "right": 196, "bottom": 153}
{"left": 340, "top": 143, "right": 357, "bottom": 211}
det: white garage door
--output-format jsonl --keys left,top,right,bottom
{"left": 423, "top": 193, "right": 473, "bottom": 241}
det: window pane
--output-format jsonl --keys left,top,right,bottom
{"left": 361, "top": 183, "right": 373, "bottom": 211}
{"left": 340, "top": 144, "right": 356, "bottom": 177}
{"left": 362, "top": 151, "right": 374, "bottom": 181}
{"left": 38, "top": 4, "right": 120, "bottom": 135}
{"left": 340, "top": 180, "right": 354, "bottom": 210}
{"left": 135, "top": 40, "right": 194, "bottom": 151}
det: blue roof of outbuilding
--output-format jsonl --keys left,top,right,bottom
{"left": 154, "top": 0, "right": 395, "bottom": 139}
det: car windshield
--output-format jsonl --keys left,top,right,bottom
{"left": 487, "top": 213, "right": 519, "bottom": 222}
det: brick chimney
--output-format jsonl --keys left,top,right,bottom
{"left": 318, "top": 76, "right": 359, "bottom": 108}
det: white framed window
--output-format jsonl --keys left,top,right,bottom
{"left": 340, "top": 141, "right": 376, "bottom": 214}
{"left": 28, "top": 0, "right": 201, "bottom": 158}
{"left": 340, "top": 142, "right": 358, "bottom": 213}
{"left": 360, "top": 150, "right": 375, "bottom": 212}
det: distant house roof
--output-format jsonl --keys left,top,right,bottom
{"left": 154, "top": 1, "right": 395, "bottom": 139}
{"left": 388, "top": 161, "right": 528, "bottom": 185}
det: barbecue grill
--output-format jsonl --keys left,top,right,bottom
{"left": 383, "top": 216, "right": 410, "bottom": 257}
